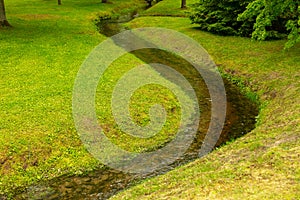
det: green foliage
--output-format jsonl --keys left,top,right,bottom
{"left": 190, "top": 0, "right": 254, "bottom": 37}
{"left": 190, "top": 0, "right": 300, "bottom": 48}
{"left": 238, "top": 0, "right": 300, "bottom": 48}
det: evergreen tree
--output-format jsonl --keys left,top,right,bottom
{"left": 190, "top": 0, "right": 299, "bottom": 48}
{"left": 190, "top": 0, "right": 254, "bottom": 37}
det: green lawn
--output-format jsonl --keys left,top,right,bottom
{"left": 1, "top": 0, "right": 172, "bottom": 196}
{"left": 1, "top": 0, "right": 200, "bottom": 197}
{"left": 110, "top": 2, "right": 300, "bottom": 200}
{"left": 1, "top": 0, "right": 299, "bottom": 199}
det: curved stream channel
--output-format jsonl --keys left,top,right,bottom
{"left": 14, "top": 13, "right": 258, "bottom": 200}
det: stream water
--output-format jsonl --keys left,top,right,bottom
{"left": 12, "top": 12, "right": 258, "bottom": 200}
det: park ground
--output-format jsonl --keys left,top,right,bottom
{"left": 0, "top": 0, "right": 299, "bottom": 199}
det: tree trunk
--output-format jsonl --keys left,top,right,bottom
{"left": 181, "top": 0, "right": 186, "bottom": 9}
{"left": 0, "top": 0, "right": 10, "bottom": 27}
{"left": 102, "top": 0, "right": 107, "bottom": 3}
{"left": 146, "top": 0, "right": 152, "bottom": 7}
{"left": 58, "top": 0, "right": 61, "bottom": 5}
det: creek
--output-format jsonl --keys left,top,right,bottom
{"left": 14, "top": 11, "right": 258, "bottom": 200}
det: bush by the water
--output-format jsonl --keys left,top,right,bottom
{"left": 190, "top": 0, "right": 300, "bottom": 48}
{"left": 189, "top": 0, "right": 254, "bottom": 37}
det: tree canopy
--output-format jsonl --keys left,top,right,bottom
{"left": 238, "top": 0, "right": 300, "bottom": 49}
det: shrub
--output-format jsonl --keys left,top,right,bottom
{"left": 190, "top": 0, "right": 254, "bottom": 37}
{"left": 190, "top": 0, "right": 300, "bottom": 48}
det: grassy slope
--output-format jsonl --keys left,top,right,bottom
{"left": 141, "top": 0, "right": 198, "bottom": 16}
{"left": 0, "top": 0, "right": 159, "bottom": 196}
{"left": 111, "top": 1, "right": 300, "bottom": 200}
